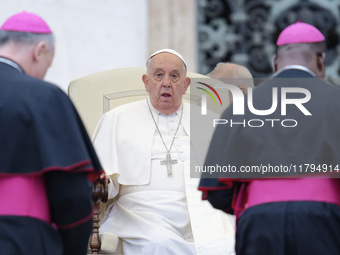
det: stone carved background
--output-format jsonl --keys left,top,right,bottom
{"left": 198, "top": 0, "right": 340, "bottom": 83}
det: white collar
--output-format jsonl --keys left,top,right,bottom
{"left": 273, "top": 65, "right": 316, "bottom": 77}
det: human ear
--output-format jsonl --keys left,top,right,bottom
{"left": 183, "top": 77, "right": 190, "bottom": 94}
{"left": 33, "top": 41, "right": 47, "bottom": 62}
{"left": 239, "top": 86, "right": 247, "bottom": 95}
{"left": 142, "top": 74, "right": 149, "bottom": 92}
{"left": 316, "top": 52, "right": 326, "bottom": 78}
{"left": 273, "top": 54, "right": 278, "bottom": 72}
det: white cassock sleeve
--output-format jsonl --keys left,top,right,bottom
{"left": 92, "top": 112, "right": 120, "bottom": 199}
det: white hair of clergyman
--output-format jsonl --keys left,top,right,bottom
{"left": 0, "top": 31, "right": 55, "bottom": 51}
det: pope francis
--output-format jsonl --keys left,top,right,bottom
{"left": 92, "top": 49, "right": 234, "bottom": 254}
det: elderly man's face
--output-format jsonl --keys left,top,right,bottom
{"left": 142, "top": 53, "right": 190, "bottom": 114}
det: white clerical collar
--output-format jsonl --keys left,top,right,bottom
{"left": 273, "top": 65, "right": 316, "bottom": 78}
{"left": 0, "top": 57, "right": 24, "bottom": 73}
{"left": 147, "top": 97, "right": 183, "bottom": 119}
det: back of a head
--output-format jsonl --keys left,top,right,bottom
{"left": 208, "top": 62, "right": 254, "bottom": 88}
{"left": 0, "top": 11, "right": 55, "bottom": 79}
{"left": 274, "top": 21, "right": 325, "bottom": 78}
{"left": 0, "top": 11, "right": 54, "bottom": 49}
{"left": 276, "top": 42, "right": 324, "bottom": 66}
{"left": 0, "top": 31, "right": 54, "bottom": 50}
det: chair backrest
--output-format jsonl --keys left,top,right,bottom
{"left": 68, "top": 67, "right": 229, "bottom": 137}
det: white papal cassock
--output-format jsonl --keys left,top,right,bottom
{"left": 92, "top": 99, "right": 235, "bottom": 255}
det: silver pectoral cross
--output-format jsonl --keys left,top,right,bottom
{"left": 161, "top": 153, "right": 178, "bottom": 176}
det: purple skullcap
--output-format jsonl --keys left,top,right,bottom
{"left": 276, "top": 21, "right": 324, "bottom": 46}
{"left": 0, "top": 11, "right": 52, "bottom": 34}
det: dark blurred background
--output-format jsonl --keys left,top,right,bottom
{"left": 198, "top": 0, "right": 340, "bottom": 85}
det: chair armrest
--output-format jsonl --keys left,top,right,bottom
{"left": 99, "top": 232, "right": 123, "bottom": 254}
{"left": 89, "top": 178, "right": 108, "bottom": 254}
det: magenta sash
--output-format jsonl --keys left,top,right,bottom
{"left": 234, "top": 178, "right": 340, "bottom": 219}
{"left": 0, "top": 175, "right": 51, "bottom": 223}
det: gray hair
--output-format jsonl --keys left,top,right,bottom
{"left": 0, "top": 31, "right": 55, "bottom": 51}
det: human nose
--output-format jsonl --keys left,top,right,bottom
{"left": 161, "top": 75, "right": 172, "bottom": 87}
